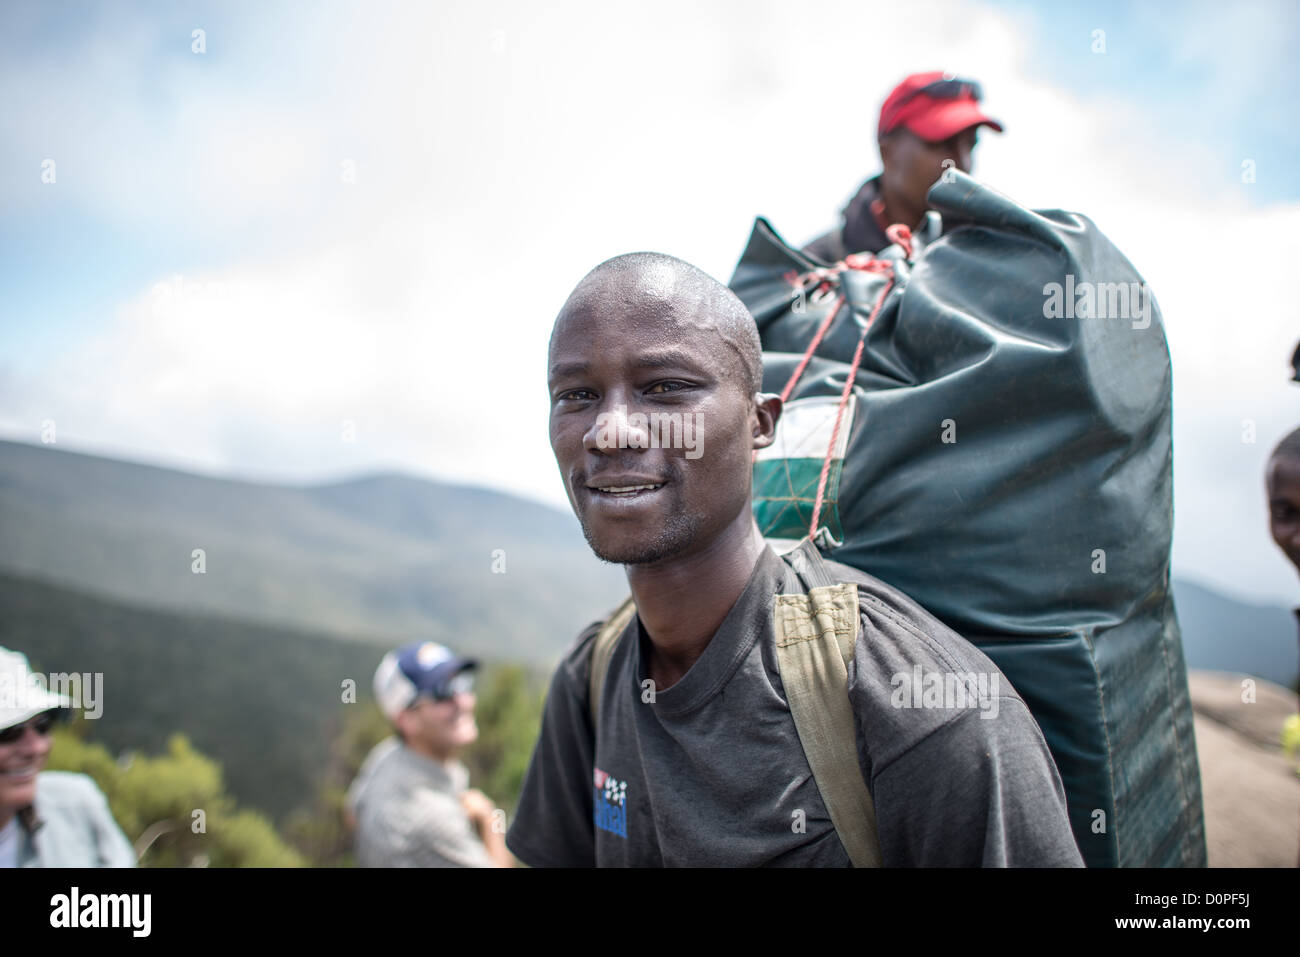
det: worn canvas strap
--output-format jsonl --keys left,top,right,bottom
{"left": 779, "top": 538, "right": 883, "bottom": 868}
{"left": 589, "top": 596, "right": 636, "bottom": 730}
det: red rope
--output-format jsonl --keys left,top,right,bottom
{"left": 885, "top": 223, "right": 914, "bottom": 259}
{"left": 779, "top": 294, "right": 843, "bottom": 404}
{"left": 778, "top": 256, "right": 896, "bottom": 403}
{"left": 806, "top": 271, "right": 895, "bottom": 541}
{"left": 770, "top": 244, "right": 906, "bottom": 539}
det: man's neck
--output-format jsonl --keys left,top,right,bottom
{"left": 877, "top": 181, "right": 927, "bottom": 234}
{"left": 402, "top": 739, "right": 458, "bottom": 766}
{"left": 0, "top": 808, "right": 12, "bottom": 832}
{"left": 625, "top": 514, "right": 768, "bottom": 690}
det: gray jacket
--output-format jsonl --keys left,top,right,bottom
{"left": 17, "top": 771, "right": 136, "bottom": 867}
{"left": 803, "top": 175, "right": 943, "bottom": 262}
{"left": 348, "top": 737, "right": 494, "bottom": 868}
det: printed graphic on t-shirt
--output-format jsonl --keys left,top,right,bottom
{"left": 592, "top": 767, "right": 628, "bottom": 839}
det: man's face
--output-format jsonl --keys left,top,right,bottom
{"left": 548, "top": 285, "right": 760, "bottom": 566}
{"left": 0, "top": 713, "right": 53, "bottom": 816}
{"left": 397, "top": 689, "right": 478, "bottom": 759}
{"left": 1267, "top": 455, "right": 1300, "bottom": 574}
{"left": 880, "top": 125, "right": 978, "bottom": 209}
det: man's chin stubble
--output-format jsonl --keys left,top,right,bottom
{"left": 580, "top": 511, "right": 704, "bottom": 567}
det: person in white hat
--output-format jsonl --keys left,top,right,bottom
{"left": 0, "top": 646, "right": 134, "bottom": 867}
{"left": 346, "top": 641, "right": 513, "bottom": 867}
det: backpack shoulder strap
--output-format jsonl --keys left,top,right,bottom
{"left": 588, "top": 596, "right": 637, "bottom": 732}
{"left": 776, "top": 540, "right": 884, "bottom": 868}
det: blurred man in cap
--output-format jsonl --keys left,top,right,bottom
{"left": 347, "top": 641, "right": 512, "bottom": 867}
{"left": 0, "top": 646, "right": 134, "bottom": 867}
{"left": 804, "top": 71, "right": 1003, "bottom": 261}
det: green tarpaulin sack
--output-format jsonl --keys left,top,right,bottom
{"left": 729, "top": 170, "right": 1206, "bottom": 867}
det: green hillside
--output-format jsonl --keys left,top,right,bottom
{"left": 0, "top": 439, "right": 627, "bottom": 665}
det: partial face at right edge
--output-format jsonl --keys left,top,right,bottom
{"left": 1267, "top": 454, "right": 1300, "bottom": 575}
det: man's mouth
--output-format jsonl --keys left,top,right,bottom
{"left": 0, "top": 765, "right": 39, "bottom": 781}
{"left": 580, "top": 475, "right": 671, "bottom": 508}
{"left": 590, "top": 483, "right": 664, "bottom": 496}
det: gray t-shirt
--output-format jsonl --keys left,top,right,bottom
{"left": 348, "top": 737, "right": 494, "bottom": 868}
{"left": 506, "top": 546, "right": 1084, "bottom": 867}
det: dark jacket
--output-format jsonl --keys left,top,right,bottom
{"left": 802, "top": 175, "right": 942, "bottom": 262}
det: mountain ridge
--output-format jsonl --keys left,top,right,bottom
{"left": 0, "top": 438, "right": 625, "bottom": 663}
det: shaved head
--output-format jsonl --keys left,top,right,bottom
{"left": 1270, "top": 426, "right": 1300, "bottom": 465}
{"left": 551, "top": 252, "right": 763, "bottom": 397}
{"left": 546, "top": 250, "right": 780, "bottom": 568}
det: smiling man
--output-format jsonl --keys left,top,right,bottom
{"left": 348, "top": 642, "right": 513, "bottom": 867}
{"left": 504, "top": 252, "right": 1084, "bottom": 867}
{"left": 804, "top": 71, "right": 1002, "bottom": 261}
{"left": 0, "top": 647, "right": 135, "bottom": 868}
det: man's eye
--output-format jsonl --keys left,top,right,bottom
{"left": 558, "top": 389, "right": 596, "bottom": 401}
{"left": 647, "top": 381, "right": 687, "bottom": 394}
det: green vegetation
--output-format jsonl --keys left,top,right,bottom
{"left": 46, "top": 722, "right": 304, "bottom": 867}
{"left": 464, "top": 664, "right": 548, "bottom": 813}
{"left": 1283, "top": 713, "right": 1300, "bottom": 778}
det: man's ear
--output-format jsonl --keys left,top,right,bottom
{"left": 751, "top": 393, "right": 782, "bottom": 450}
{"left": 392, "top": 708, "right": 414, "bottom": 741}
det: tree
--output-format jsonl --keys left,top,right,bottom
{"left": 45, "top": 724, "right": 304, "bottom": 867}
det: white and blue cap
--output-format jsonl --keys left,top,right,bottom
{"left": 373, "top": 641, "right": 477, "bottom": 722}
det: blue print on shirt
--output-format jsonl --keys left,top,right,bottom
{"left": 593, "top": 767, "right": 628, "bottom": 839}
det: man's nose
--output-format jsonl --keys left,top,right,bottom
{"left": 955, "top": 144, "right": 973, "bottom": 174}
{"left": 583, "top": 398, "right": 652, "bottom": 454}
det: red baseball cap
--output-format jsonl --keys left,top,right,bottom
{"left": 878, "top": 71, "right": 1003, "bottom": 142}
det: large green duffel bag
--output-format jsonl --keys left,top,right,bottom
{"left": 729, "top": 170, "right": 1206, "bottom": 867}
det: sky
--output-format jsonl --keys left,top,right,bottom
{"left": 1, "top": 0, "right": 1298, "bottom": 605}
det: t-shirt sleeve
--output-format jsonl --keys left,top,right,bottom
{"left": 505, "top": 626, "right": 600, "bottom": 868}
{"left": 870, "top": 697, "right": 1085, "bottom": 867}
{"left": 846, "top": 587, "right": 1084, "bottom": 868}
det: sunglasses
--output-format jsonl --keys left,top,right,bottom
{"left": 896, "top": 76, "right": 983, "bottom": 109}
{"left": 0, "top": 711, "right": 56, "bottom": 744}
{"left": 413, "top": 671, "right": 476, "bottom": 706}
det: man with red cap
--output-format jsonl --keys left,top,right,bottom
{"left": 804, "top": 71, "right": 1003, "bottom": 261}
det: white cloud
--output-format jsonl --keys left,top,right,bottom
{"left": 3, "top": 0, "right": 1298, "bottom": 603}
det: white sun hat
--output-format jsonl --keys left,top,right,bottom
{"left": 0, "top": 646, "right": 71, "bottom": 731}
